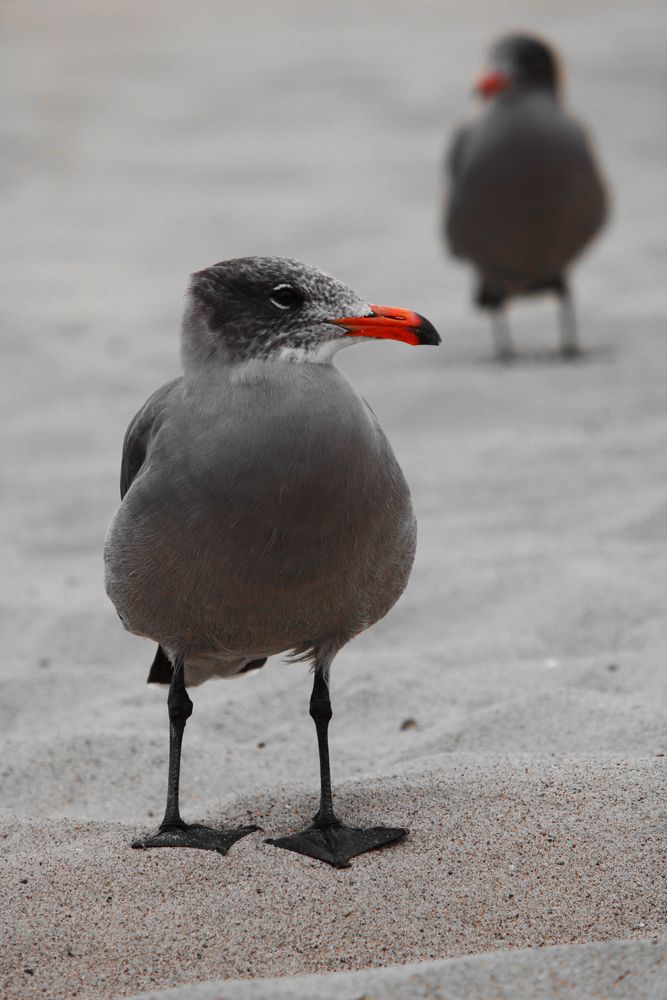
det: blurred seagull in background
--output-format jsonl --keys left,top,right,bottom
{"left": 104, "top": 256, "right": 440, "bottom": 868}
{"left": 445, "top": 33, "right": 607, "bottom": 360}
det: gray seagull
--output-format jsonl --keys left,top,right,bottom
{"left": 104, "top": 256, "right": 440, "bottom": 868}
{"left": 445, "top": 33, "right": 607, "bottom": 359}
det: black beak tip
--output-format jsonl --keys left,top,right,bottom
{"left": 416, "top": 314, "right": 441, "bottom": 346}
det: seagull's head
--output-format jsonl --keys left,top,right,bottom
{"left": 181, "top": 256, "right": 440, "bottom": 368}
{"left": 475, "top": 34, "right": 560, "bottom": 100}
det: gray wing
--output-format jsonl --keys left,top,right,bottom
{"left": 446, "top": 124, "right": 470, "bottom": 182}
{"left": 444, "top": 125, "right": 472, "bottom": 256}
{"left": 120, "top": 377, "right": 182, "bottom": 499}
{"left": 118, "top": 376, "right": 183, "bottom": 683}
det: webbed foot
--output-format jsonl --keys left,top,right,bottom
{"left": 132, "top": 821, "right": 258, "bottom": 855}
{"left": 266, "top": 822, "right": 407, "bottom": 868}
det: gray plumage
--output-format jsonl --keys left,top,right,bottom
{"left": 445, "top": 34, "right": 607, "bottom": 356}
{"left": 105, "top": 258, "right": 418, "bottom": 687}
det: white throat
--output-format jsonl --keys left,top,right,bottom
{"left": 275, "top": 338, "right": 355, "bottom": 365}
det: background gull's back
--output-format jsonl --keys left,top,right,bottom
{"left": 0, "top": 1, "right": 665, "bottom": 998}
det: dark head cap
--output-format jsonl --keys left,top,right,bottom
{"left": 491, "top": 33, "right": 560, "bottom": 93}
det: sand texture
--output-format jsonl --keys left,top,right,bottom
{"left": 127, "top": 941, "right": 667, "bottom": 1000}
{"left": 1, "top": 0, "right": 666, "bottom": 998}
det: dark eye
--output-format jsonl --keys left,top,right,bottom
{"left": 269, "top": 283, "right": 304, "bottom": 310}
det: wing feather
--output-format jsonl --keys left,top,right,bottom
{"left": 117, "top": 376, "right": 183, "bottom": 683}
{"left": 120, "top": 377, "right": 182, "bottom": 499}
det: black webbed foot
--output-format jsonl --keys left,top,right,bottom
{"left": 269, "top": 670, "right": 407, "bottom": 867}
{"left": 266, "top": 822, "right": 407, "bottom": 868}
{"left": 132, "top": 821, "right": 258, "bottom": 856}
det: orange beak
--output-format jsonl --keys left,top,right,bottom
{"left": 333, "top": 305, "right": 441, "bottom": 346}
{"left": 475, "top": 70, "right": 511, "bottom": 98}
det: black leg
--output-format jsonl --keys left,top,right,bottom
{"left": 132, "top": 654, "right": 258, "bottom": 855}
{"left": 310, "top": 670, "right": 338, "bottom": 827}
{"left": 266, "top": 669, "right": 407, "bottom": 868}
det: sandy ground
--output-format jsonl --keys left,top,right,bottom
{"left": 1, "top": 0, "right": 666, "bottom": 998}
{"left": 129, "top": 940, "right": 667, "bottom": 1000}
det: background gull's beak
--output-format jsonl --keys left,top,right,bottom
{"left": 475, "top": 69, "right": 511, "bottom": 97}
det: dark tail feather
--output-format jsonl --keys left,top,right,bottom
{"left": 147, "top": 645, "right": 173, "bottom": 684}
{"left": 239, "top": 657, "right": 267, "bottom": 674}
{"left": 147, "top": 648, "right": 267, "bottom": 683}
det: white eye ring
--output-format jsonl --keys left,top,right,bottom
{"left": 269, "top": 283, "right": 302, "bottom": 310}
